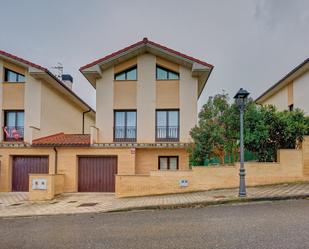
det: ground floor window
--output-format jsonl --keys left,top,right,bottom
{"left": 158, "top": 156, "right": 178, "bottom": 170}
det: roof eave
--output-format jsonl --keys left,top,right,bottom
{"left": 255, "top": 58, "right": 309, "bottom": 103}
{"left": 29, "top": 69, "right": 95, "bottom": 113}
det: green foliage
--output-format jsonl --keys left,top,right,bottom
{"left": 190, "top": 93, "right": 309, "bottom": 165}
{"left": 244, "top": 105, "right": 309, "bottom": 161}
{"left": 189, "top": 93, "right": 239, "bottom": 165}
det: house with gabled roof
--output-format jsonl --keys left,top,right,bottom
{"left": 256, "top": 58, "right": 309, "bottom": 114}
{"left": 0, "top": 38, "right": 214, "bottom": 199}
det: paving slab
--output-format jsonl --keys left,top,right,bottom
{"left": 0, "top": 182, "right": 308, "bottom": 218}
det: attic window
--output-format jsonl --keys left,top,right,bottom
{"left": 156, "top": 65, "right": 179, "bottom": 80}
{"left": 114, "top": 66, "right": 137, "bottom": 80}
{"left": 4, "top": 68, "right": 25, "bottom": 82}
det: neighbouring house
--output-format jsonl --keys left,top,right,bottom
{"left": 0, "top": 38, "right": 214, "bottom": 197}
{"left": 0, "top": 50, "right": 95, "bottom": 192}
{"left": 256, "top": 58, "right": 309, "bottom": 114}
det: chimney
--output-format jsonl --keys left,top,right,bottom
{"left": 61, "top": 74, "right": 73, "bottom": 89}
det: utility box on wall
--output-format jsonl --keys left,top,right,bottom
{"left": 179, "top": 179, "right": 188, "bottom": 187}
{"left": 32, "top": 178, "right": 47, "bottom": 190}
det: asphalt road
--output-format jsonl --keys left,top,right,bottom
{"left": 0, "top": 199, "right": 308, "bottom": 249}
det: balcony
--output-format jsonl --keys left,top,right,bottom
{"left": 156, "top": 126, "right": 179, "bottom": 142}
{"left": 3, "top": 126, "right": 24, "bottom": 141}
{"left": 114, "top": 126, "right": 136, "bottom": 142}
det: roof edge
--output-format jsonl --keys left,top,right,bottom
{"left": 198, "top": 65, "right": 214, "bottom": 99}
{"left": 256, "top": 58, "right": 309, "bottom": 103}
{"left": 79, "top": 38, "right": 214, "bottom": 71}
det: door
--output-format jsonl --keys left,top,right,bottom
{"left": 78, "top": 156, "right": 118, "bottom": 192}
{"left": 12, "top": 156, "right": 49, "bottom": 191}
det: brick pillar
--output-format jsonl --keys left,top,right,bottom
{"left": 302, "top": 136, "right": 309, "bottom": 177}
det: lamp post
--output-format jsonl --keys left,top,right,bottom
{"left": 234, "top": 88, "right": 250, "bottom": 197}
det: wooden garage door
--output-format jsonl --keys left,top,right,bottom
{"left": 78, "top": 156, "right": 118, "bottom": 192}
{"left": 12, "top": 156, "right": 49, "bottom": 192}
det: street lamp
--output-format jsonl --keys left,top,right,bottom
{"left": 234, "top": 88, "right": 250, "bottom": 197}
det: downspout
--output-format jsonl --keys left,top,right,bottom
{"left": 53, "top": 147, "right": 58, "bottom": 174}
{"left": 82, "top": 109, "right": 91, "bottom": 134}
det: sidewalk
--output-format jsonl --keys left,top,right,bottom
{"left": 0, "top": 182, "right": 308, "bottom": 218}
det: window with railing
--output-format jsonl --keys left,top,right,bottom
{"left": 114, "top": 110, "right": 136, "bottom": 142}
{"left": 3, "top": 111, "right": 24, "bottom": 141}
{"left": 156, "top": 109, "right": 179, "bottom": 141}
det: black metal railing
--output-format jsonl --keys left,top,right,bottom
{"left": 156, "top": 126, "right": 179, "bottom": 142}
{"left": 3, "top": 126, "right": 24, "bottom": 141}
{"left": 114, "top": 126, "right": 136, "bottom": 142}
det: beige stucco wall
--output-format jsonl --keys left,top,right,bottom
{"left": 0, "top": 60, "right": 27, "bottom": 141}
{"left": 135, "top": 148, "right": 189, "bottom": 174}
{"left": 262, "top": 86, "right": 288, "bottom": 111}
{"left": 96, "top": 54, "right": 198, "bottom": 143}
{"left": 179, "top": 66, "right": 197, "bottom": 142}
{"left": 96, "top": 67, "right": 114, "bottom": 142}
{"left": 84, "top": 112, "right": 95, "bottom": 134}
{"left": 114, "top": 57, "right": 137, "bottom": 74}
{"left": 260, "top": 70, "right": 309, "bottom": 114}
{"left": 1, "top": 58, "right": 95, "bottom": 143}
{"left": 2, "top": 83, "right": 25, "bottom": 110}
{"left": 23, "top": 72, "right": 42, "bottom": 142}
{"left": 156, "top": 80, "right": 179, "bottom": 108}
{"left": 294, "top": 70, "right": 309, "bottom": 115}
{"left": 37, "top": 82, "right": 85, "bottom": 138}
{"left": 137, "top": 53, "right": 156, "bottom": 142}
{"left": 114, "top": 81, "right": 137, "bottom": 109}
{"left": 156, "top": 57, "right": 179, "bottom": 72}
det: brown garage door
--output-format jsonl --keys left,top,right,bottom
{"left": 12, "top": 156, "right": 49, "bottom": 192}
{"left": 78, "top": 156, "right": 118, "bottom": 192}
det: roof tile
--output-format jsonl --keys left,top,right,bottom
{"left": 32, "top": 133, "right": 90, "bottom": 146}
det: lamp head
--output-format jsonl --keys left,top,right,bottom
{"left": 234, "top": 88, "right": 250, "bottom": 107}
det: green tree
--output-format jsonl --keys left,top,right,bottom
{"left": 189, "top": 93, "right": 238, "bottom": 165}
{"left": 190, "top": 93, "right": 309, "bottom": 165}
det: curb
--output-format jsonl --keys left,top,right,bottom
{"left": 106, "top": 194, "right": 309, "bottom": 213}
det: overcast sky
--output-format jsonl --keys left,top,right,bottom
{"left": 1, "top": 0, "right": 308, "bottom": 109}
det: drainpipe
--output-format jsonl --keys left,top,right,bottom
{"left": 82, "top": 110, "right": 91, "bottom": 134}
{"left": 53, "top": 147, "right": 58, "bottom": 174}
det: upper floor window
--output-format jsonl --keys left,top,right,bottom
{"left": 3, "top": 110, "right": 24, "bottom": 141}
{"left": 114, "top": 110, "right": 137, "bottom": 142}
{"left": 156, "top": 65, "right": 179, "bottom": 80}
{"left": 156, "top": 109, "right": 179, "bottom": 141}
{"left": 4, "top": 68, "right": 25, "bottom": 82}
{"left": 114, "top": 66, "right": 137, "bottom": 80}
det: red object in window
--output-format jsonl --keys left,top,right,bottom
{"left": 3, "top": 127, "right": 9, "bottom": 138}
{"left": 11, "top": 128, "right": 20, "bottom": 140}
